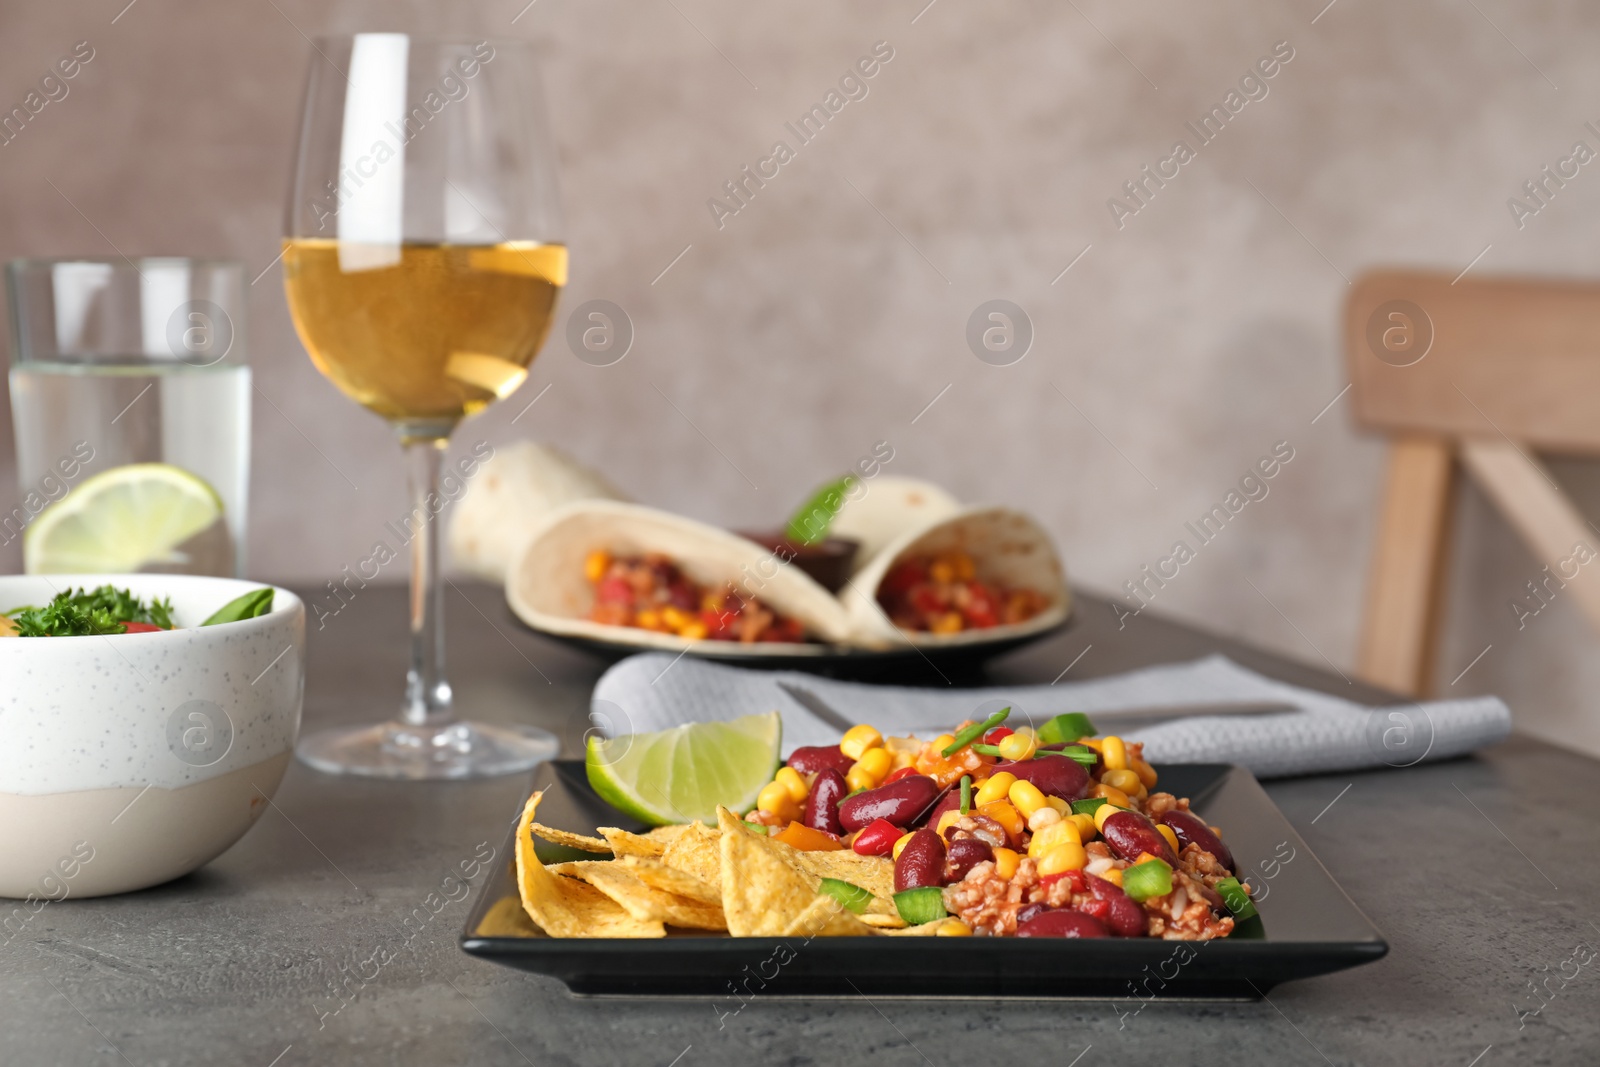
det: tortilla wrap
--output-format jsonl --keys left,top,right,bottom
{"left": 450, "top": 441, "right": 628, "bottom": 583}
{"left": 505, "top": 500, "right": 853, "bottom": 652}
{"left": 830, "top": 476, "right": 962, "bottom": 575}
{"left": 840, "top": 506, "right": 1070, "bottom": 646}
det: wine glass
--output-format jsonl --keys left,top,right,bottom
{"left": 283, "top": 34, "right": 564, "bottom": 778}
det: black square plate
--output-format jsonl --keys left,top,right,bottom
{"left": 460, "top": 761, "right": 1386, "bottom": 999}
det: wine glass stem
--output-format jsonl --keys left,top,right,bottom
{"left": 402, "top": 436, "right": 453, "bottom": 728}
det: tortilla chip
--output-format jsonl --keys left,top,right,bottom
{"left": 474, "top": 894, "right": 544, "bottom": 937}
{"left": 661, "top": 821, "right": 723, "bottom": 888}
{"left": 597, "top": 824, "right": 692, "bottom": 859}
{"left": 620, "top": 855, "right": 722, "bottom": 905}
{"left": 527, "top": 819, "right": 610, "bottom": 853}
{"left": 883, "top": 921, "right": 945, "bottom": 936}
{"left": 786, "top": 850, "right": 896, "bottom": 902}
{"left": 513, "top": 792, "right": 664, "bottom": 938}
{"left": 571, "top": 862, "right": 727, "bottom": 931}
{"left": 860, "top": 912, "right": 909, "bottom": 929}
{"left": 782, "top": 895, "right": 876, "bottom": 937}
{"left": 719, "top": 825, "right": 821, "bottom": 937}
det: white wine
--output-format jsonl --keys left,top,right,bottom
{"left": 283, "top": 240, "right": 567, "bottom": 436}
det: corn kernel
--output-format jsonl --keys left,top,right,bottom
{"left": 931, "top": 612, "right": 964, "bottom": 634}
{"left": 1093, "top": 802, "right": 1123, "bottom": 833}
{"left": 935, "top": 918, "right": 972, "bottom": 936}
{"left": 1075, "top": 737, "right": 1105, "bottom": 752}
{"left": 1027, "top": 806, "right": 1062, "bottom": 833}
{"left": 929, "top": 559, "right": 956, "bottom": 584}
{"left": 1038, "top": 841, "right": 1088, "bottom": 876}
{"left": 1101, "top": 736, "right": 1129, "bottom": 772}
{"left": 997, "top": 732, "right": 1037, "bottom": 761}
{"left": 952, "top": 553, "right": 976, "bottom": 581}
{"left": 1069, "top": 813, "right": 1098, "bottom": 841}
{"left": 679, "top": 620, "right": 710, "bottom": 641}
{"left": 584, "top": 550, "right": 610, "bottom": 583}
{"left": 846, "top": 768, "right": 877, "bottom": 793}
{"left": 970, "top": 776, "right": 991, "bottom": 793}
{"left": 1133, "top": 758, "right": 1158, "bottom": 789}
{"left": 1100, "top": 866, "right": 1124, "bottom": 887}
{"left": 1028, "top": 818, "right": 1081, "bottom": 857}
{"left": 1008, "top": 780, "right": 1048, "bottom": 818}
{"left": 661, "top": 606, "right": 689, "bottom": 631}
{"left": 992, "top": 847, "right": 1021, "bottom": 879}
{"left": 757, "top": 781, "right": 792, "bottom": 816}
{"left": 774, "top": 766, "right": 809, "bottom": 804}
{"left": 700, "top": 592, "right": 722, "bottom": 613}
{"left": 1157, "top": 824, "right": 1181, "bottom": 856}
{"left": 635, "top": 608, "right": 663, "bottom": 631}
{"left": 1101, "top": 768, "right": 1143, "bottom": 795}
{"left": 854, "top": 747, "right": 893, "bottom": 783}
{"left": 974, "top": 772, "right": 1017, "bottom": 807}
{"left": 936, "top": 809, "right": 963, "bottom": 837}
{"left": 1135, "top": 852, "right": 1163, "bottom": 867}
{"left": 978, "top": 800, "right": 1025, "bottom": 841}
{"left": 932, "top": 733, "right": 957, "bottom": 753}
{"left": 1046, "top": 796, "right": 1071, "bottom": 816}
{"left": 892, "top": 832, "right": 915, "bottom": 860}
{"left": 840, "top": 724, "right": 883, "bottom": 761}
{"left": 1091, "top": 782, "right": 1132, "bottom": 808}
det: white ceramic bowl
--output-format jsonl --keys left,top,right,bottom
{"left": 0, "top": 575, "right": 304, "bottom": 899}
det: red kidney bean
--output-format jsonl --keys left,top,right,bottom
{"left": 787, "top": 745, "right": 854, "bottom": 777}
{"left": 918, "top": 786, "right": 962, "bottom": 831}
{"left": 943, "top": 837, "right": 994, "bottom": 883}
{"left": 852, "top": 818, "right": 903, "bottom": 856}
{"left": 1154, "top": 809, "right": 1235, "bottom": 872}
{"left": 1085, "top": 873, "right": 1146, "bottom": 937}
{"left": 803, "top": 767, "right": 847, "bottom": 836}
{"left": 991, "top": 755, "right": 1090, "bottom": 801}
{"left": 1016, "top": 910, "right": 1110, "bottom": 938}
{"left": 1100, "top": 810, "right": 1178, "bottom": 866}
{"left": 1015, "top": 902, "right": 1052, "bottom": 927}
{"left": 839, "top": 775, "right": 943, "bottom": 832}
{"left": 894, "top": 828, "right": 947, "bottom": 892}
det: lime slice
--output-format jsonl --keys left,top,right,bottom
{"left": 586, "top": 711, "right": 783, "bottom": 826}
{"left": 24, "top": 463, "right": 224, "bottom": 573}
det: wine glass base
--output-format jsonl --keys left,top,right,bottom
{"left": 295, "top": 720, "right": 560, "bottom": 780}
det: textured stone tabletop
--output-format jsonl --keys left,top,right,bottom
{"left": 3, "top": 583, "right": 1594, "bottom": 1066}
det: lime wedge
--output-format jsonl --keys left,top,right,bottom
{"left": 24, "top": 463, "right": 224, "bottom": 573}
{"left": 586, "top": 711, "right": 783, "bottom": 826}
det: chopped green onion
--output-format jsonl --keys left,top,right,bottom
{"left": 942, "top": 707, "right": 1010, "bottom": 757}
{"left": 1055, "top": 745, "right": 1100, "bottom": 769}
{"left": 1122, "top": 859, "right": 1173, "bottom": 903}
{"left": 893, "top": 886, "right": 947, "bottom": 925}
{"left": 1214, "top": 876, "right": 1258, "bottom": 920}
{"left": 1070, "top": 797, "right": 1108, "bottom": 817}
{"left": 958, "top": 775, "right": 972, "bottom": 815}
{"left": 971, "top": 743, "right": 1001, "bottom": 757}
{"left": 1037, "top": 712, "right": 1098, "bottom": 745}
{"left": 819, "top": 877, "right": 874, "bottom": 914}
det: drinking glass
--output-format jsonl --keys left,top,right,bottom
{"left": 283, "top": 34, "right": 564, "bottom": 778}
{"left": 6, "top": 257, "right": 249, "bottom": 576}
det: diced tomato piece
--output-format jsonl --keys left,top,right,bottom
{"left": 908, "top": 585, "right": 945, "bottom": 615}
{"left": 119, "top": 621, "right": 164, "bottom": 633}
{"left": 596, "top": 577, "right": 633, "bottom": 604}
{"left": 983, "top": 726, "right": 1014, "bottom": 745}
{"left": 880, "top": 561, "right": 926, "bottom": 597}
{"left": 884, "top": 766, "right": 918, "bottom": 784}
{"left": 1041, "top": 868, "right": 1088, "bottom": 893}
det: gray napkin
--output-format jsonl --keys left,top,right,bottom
{"left": 591, "top": 653, "right": 1512, "bottom": 778}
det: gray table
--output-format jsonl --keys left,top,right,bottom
{"left": 5, "top": 584, "right": 1595, "bottom": 1066}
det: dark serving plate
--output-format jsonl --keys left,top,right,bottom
{"left": 522, "top": 617, "right": 1073, "bottom": 684}
{"left": 461, "top": 760, "right": 1387, "bottom": 999}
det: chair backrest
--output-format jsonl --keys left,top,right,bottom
{"left": 1346, "top": 270, "right": 1600, "bottom": 455}
{"left": 1345, "top": 269, "right": 1600, "bottom": 696}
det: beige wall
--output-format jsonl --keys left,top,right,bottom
{"left": 5, "top": 1, "right": 1600, "bottom": 756}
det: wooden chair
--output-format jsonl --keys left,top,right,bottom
{"left": 1346, "top": 270, "right": 1600, "bottom": 697}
